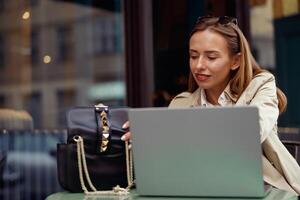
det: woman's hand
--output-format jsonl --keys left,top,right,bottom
{"left": 121, "top": 121, "right": 131, "bottom": 141}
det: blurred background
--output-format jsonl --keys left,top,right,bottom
{"left": 0, "top": 0, "right": 299, "bottom": 199}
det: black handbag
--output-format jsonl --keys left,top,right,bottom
{"left": 57, "top": 104, "right": 134, "bottom": 194}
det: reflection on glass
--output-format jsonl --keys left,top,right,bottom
{"left": 0, "top": 34, "right": 4, "bottom": 68}
{"left": 250, "top": 0, "right": 275, "bottom": 71}
{"left": 22, "top": 11, "right": 30, "bottom": 20}
{"left": 43, "top": 55, "right": 51, "bottom": 64}
{"left": 0, "top": 0, "right": 125, "bottom": 129}
{"left": 0, "top": 1, "right": 125, "bottom": 200}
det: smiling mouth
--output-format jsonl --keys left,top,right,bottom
{"left": 195, "top": 74, "right": 211, "bottom": 81}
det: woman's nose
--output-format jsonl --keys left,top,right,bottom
{"left": 196, "top": 57, "right": 206, "bottom": 69}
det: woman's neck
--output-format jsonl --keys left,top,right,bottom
{"left": 204, "top": 76, "right": 231, "bottom": 105}
{"left": 205, "top": 90, "right": 222, "bottom": 105}
{"left": 204, "top": 82, "right": 229, "bottom": 105}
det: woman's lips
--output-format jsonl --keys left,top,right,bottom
{"left": 195, "top": 74, "right": 211, "bottom": 81}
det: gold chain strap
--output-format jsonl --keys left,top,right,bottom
{"left": 74, "top": 135, "right": 134, "bottom": 196}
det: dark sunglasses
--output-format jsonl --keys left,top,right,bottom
{"left": 196, "top": 15, "right": 238, "bottom": 26}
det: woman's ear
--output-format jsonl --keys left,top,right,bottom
{"left": 231, "top": 53, "right": 241, "bottom": 70}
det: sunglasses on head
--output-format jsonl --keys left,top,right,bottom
{"left": 196, "top": 15, "right": 238, "bottom": 26}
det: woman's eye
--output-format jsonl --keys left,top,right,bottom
{"left": 207, "top": 56, "right": 217, "bottom": 60}
{"left": 190, "top": 55, "right": 198, "bottom": 59}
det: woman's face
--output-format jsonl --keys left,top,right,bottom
{"left": 189, "top": 29, "right": 239, "bottom": 95}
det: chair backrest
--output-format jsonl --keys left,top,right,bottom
{"left": 278, "top": 127, "right": 300, "bottom": 164}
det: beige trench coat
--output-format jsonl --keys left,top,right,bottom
{"left": 169, "top": 72, "right": 300, "bottom": 195}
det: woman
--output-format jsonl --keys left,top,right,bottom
{"left": 122, "top": 16, "right": 300, "bottom": 194}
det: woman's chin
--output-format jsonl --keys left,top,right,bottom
{"left": 196, "top": 82, "right": 211, "bottom": 90}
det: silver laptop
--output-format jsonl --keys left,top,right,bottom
{"left": 129, "top": 106, "right": 266, "bottom": 198}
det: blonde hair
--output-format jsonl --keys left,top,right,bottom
{"left": 188, "top": 18, "right": 287, "bottom": 113}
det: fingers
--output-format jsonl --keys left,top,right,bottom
{"left": 122, "top": 121, "right": 130, "bottom": 129}
{"left": 121, "top": 121, "right": 131, "bottom": 141}
{"left": 121, "top": 132, "right": 131, "bottom": 141}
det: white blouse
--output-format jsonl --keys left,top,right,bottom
{"left": 199, "top": 88, "right": 234, "bottom": 107}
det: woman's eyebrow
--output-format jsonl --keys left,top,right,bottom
{"left": 205, "top": 50, "right": 220, "bottom": 54}
{"left": 189, "top": 49, "right": 198, "bottom": 53}
{"left": 189, "top": 50, "right": 221, "bottom": 55}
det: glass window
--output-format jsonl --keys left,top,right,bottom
{"left": 56, "top": 89, "right": 75, "bottom": 127}
{"left": 23, "top": 92, "right": 42, "bottom": 128}
{"left": 93, "top": 17, "right": 118, "bottom": 54}
{"left": 24, "top": 0, "right": 39, "bottom": 8}
{"left": 0, "top": 94, "right": 5, "bottom": 107}
{"left": 30, "top": 0, "right": 39, "bottom": 7}
{"left": 93, "top": 18, "right": 105, "bottom": 54}
{"left": 31, "top": 29, "right": 40, "bottom": 65}
{"left": 0, "top": 1, "right": 126, "bottom": 199}
{"left": 0, "top": 1, "right": 138, "bottom": 200}
{"left": 250, "top": 0, "right": 275, "bottom": 71}
{"left": 56, "top": 25, "right": 73, "bottom": 62}
{"left": 0, "top": 0, "right": 126, "bottom": 130}
{"left": 250, "top": 0, "right": 300, "bottom": 127}
{"left": 0, "top": 0, "right": 4, "bottom": 12}
{"left": 0, "top": 34, "right": 4, "bottom": 68}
